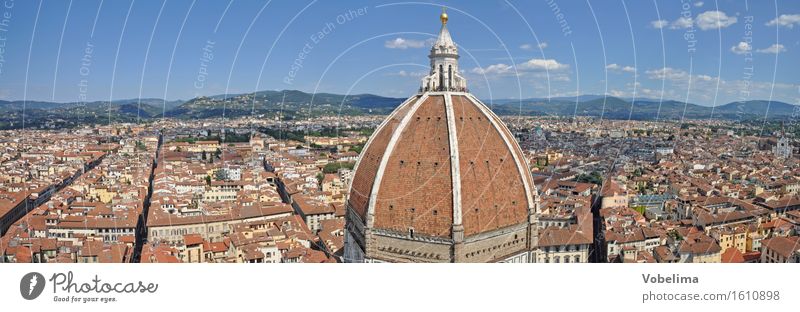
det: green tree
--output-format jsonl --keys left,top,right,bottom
{"left": 215, "top": 169, "right": 228, "bottom": 181}
{"left": 323, "top": 162, "right": 355, "bottom": 174}
{"left": 350, "top": 143, "right": 366, "bottom": 154}
{"left": 576, "top": 171, "right": 604, "bottom": 185}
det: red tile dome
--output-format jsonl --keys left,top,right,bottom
{"left": 344, "top": 10, "right": 538, "bottom": 263}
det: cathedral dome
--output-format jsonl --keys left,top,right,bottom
{"left": 344, "top": 10, "right": 538, "bottom": 263}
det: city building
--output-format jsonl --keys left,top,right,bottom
{"left": 774, "top": 137, "right": 792, "bottom": 159}
{"left": 760, "top": 236, "right": 800, "bottom": 263}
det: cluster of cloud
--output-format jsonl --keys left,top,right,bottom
{"left": 653, "top": 11, "right": 800, "bottom": 31}
{"left": 606, "top": 63, "right": 636, "bottom": 73}
{"left": 650, "top": 20, "right": 669, "bottom": 29}
{"left": 470, "top": 58, "right": 572, "bottom": 84}
{"left": 471, "top": 58, "right": 569, "bottom": 76}
{"left": 521, "top": 58, "right": 568, "bottom": 70}
{"left": 730, "top": 42, "right": 752, "bottom": 55}
{"left": 619, "top": 66, "right": 798, "bottom": 104}
{"left": 756, "top": 44, "right": 786, "bottom": 54}
{"left": 384, "top": 37, "right": 434, "bottom": 49}
{"left": 389, "top": 70, "right": 427, "bottom": 78}
{"left": 695, "top": 11, "right": 738, "bottom": 30}
{"left": 730, "top": 42, "right": 786, "bottom": 54}
{"left": 472, "top": 63, "right": 514, "bottom": 75}
{"left": 650, "top": 10, "right": 737, "bottom": 30}
{"left": 519, "top": 42, "right": 548, "bottom": 51}
{"left": 648, "top": 10, "right": 792, "bottom": 56}
{"left": 645, "top": 67, "right": 715, "bottom": 83}
{"left": 766, "top": 14, "right": 800, "bottom": 28}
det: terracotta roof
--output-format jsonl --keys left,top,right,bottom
{"left": 183, "top": 234, "right": 203, "bottom": 246}
{"left": 538, "top": 226, "right": 592, "bottom": 247}
{"left": 762, "top": 236, "right": 800, "bottom": 259}
{"left": 678, "top": 233, "right": 721, "bottom": 255}
{"left": 654, "top": 246, "right": 678, "bottom": 262}
{"left": 601, "top": 181, "right": 626, "bottom": 197}
{"left": 721, "top": 247, "right": 745, "bottom": 263}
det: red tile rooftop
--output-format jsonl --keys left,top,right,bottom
{"left": 183, "top": 234, "right": 204, "bottom": 246}
{"left": 721, "top": 247, "right": 745, "bottom": 263}
{"left": 146, "top": 203, "right": 293, "bottom": 227}
{"left": 761, "top": 236, "right": 800, "bottom": 259}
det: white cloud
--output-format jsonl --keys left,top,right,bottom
{"left": 608, "top": 90, "right": 627, "bottom": 97}
{"left": 551, "top": 75, "right": 571, "bottom": 82}
{"left": 520, "top": 42, "right": 547, "bottom": 51}
{"left": 730, "top": 41, "right": 752, "bottom": 55}
{"left": 695, "top": 11, "right": 737, "bottom": 30}
{"left": 646, "top": 67, "right": 690, "bottom": 81}
{"left": 650, "top": 20, "right": 669, "bottom": 29}
{"left": 645, "top": 68, "right": 721, "bottom": 86}
{"left": 670, "top": 17, "right": 694, "bottom": 29}
{"left": 471, "top": 58, "right": 568, "bottom": 77}
{"left": 390, "top": 70, "right": 426, "bottom": 77}
{"left": 661, "top": 11, "right": 737, "bottom": 31}
{"left": 606, "top": 63, "right": 636, "bottom": 73}
{"left": 766, "top": 14, "right": 800, "bottom": 28}
{"left": 384, "top": 37, "right": 432, "bottom": 49}
{"left": 695, "top": 74, "right": 713, "bottom": 81}
{"left": 521, "top": 58, "right": 568, "bottom": 71}
{"left": 694, "top": 1, "right": 704, "bottom": 7}
{"left": 472, "top": 64, "right": 514, "bottom": 76}
{"left": 612, "top": 66, "right": 799, "bottom": 105}
{"left": 756, "top": 44, "right": 787, "bottom": 54}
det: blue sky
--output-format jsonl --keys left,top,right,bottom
{"left": 0, "top": 0, "right": 798, "bottom": 106}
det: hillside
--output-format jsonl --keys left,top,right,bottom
{"left": 491, "top": 97, "right": 798, "bottom": 121}
{"left": 165, "top": 90, "right": 404, "bottom": 119}
{"left": 1, "top": 91, "right": 798, "bottom": 129}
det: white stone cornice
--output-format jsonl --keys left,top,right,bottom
{"left": 443, "top": 93, "right": 463, "bottom": 227}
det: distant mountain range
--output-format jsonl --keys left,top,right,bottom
{"left": 1, "top": 90, "right": 797, "bottom": 129}
{"left": 164, "top": 90, "right": 401, "bottom": 119}
{"left": 488, "top": 96, "right": 799, "bottom": 121}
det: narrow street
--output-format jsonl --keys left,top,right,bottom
{"left": 131, "top": 131, "right": 162, "bottom": 263}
